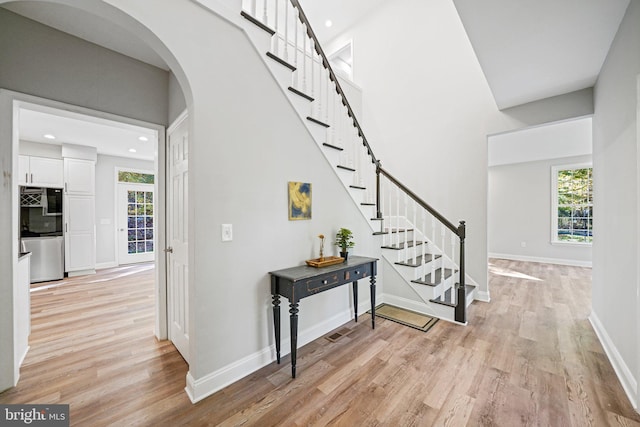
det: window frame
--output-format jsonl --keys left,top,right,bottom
{"left": 551, "top": 162, "right": 593, "bottom": 246}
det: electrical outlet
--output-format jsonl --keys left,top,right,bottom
{"left": 521, "top": 241, "right": 527, "bottom": 248}
{"left": 221, "top": 224, "right": 233, "bottom": 242}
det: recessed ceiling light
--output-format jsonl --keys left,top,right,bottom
{"left": 325, "top": 20, "right": 333, "bottom": 28}
{"left": 129, "top": 148, "right": 137, "bottom": 153}
{"left": 43, "top": 134, "right": 56, "bottom": 140}
{"left": 138, "top": 136, "right": 149, "bottom": 142}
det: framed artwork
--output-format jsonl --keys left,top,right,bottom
{"left": 288, "top": 182, "right": 312, "bottom": 220}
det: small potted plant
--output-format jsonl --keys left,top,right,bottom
{"left": 335, "top": 227, "right": 355, "bottom": 261}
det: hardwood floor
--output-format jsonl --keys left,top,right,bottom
{"left": 2, "top": 259, "right": 639, "bottom": 426}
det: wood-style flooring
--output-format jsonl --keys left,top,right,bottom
{"left": 1, "top": 259, "right": 639, "bottom": 426}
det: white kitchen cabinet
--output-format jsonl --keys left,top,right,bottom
{"left": 18, "top": 155, "right": 63, "bottom": 188}
{"left": 64, "top": 158, "right": 95, "bottom": 195}
{"left": 64, "top": 194, "right": 96, "bottom": 273}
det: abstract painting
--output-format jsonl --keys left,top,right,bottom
{"left": 288, "top": 182, "right": 312, "bottom": 220}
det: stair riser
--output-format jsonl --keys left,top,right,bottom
{"left": 386, "top": 257, "right": 443, "bottom": 281}
{"left": 382, "top": 246, "right": 428, "bottom": 263}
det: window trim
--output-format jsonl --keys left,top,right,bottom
{"left": 551, "top": 162, "right": 593, "bottom": 246}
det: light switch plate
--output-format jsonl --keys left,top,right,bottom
{"left": 221, "top": 224, "right": 233, "bottom": 242}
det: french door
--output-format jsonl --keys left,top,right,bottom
{"left": 117, "top": 183, "right": 155, "bottom": 265}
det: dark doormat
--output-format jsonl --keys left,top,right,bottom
{"left": 369, "top": 303, "right": 438, "bottom": 332}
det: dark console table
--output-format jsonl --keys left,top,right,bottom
{"left": 269, "top": 256, "right": 378, "bottom": 378}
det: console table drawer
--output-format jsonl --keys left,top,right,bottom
{"left": 344, "top": 266, "right": 370, "bottom": 282}
{"left": 306, "top": 273, "right": 340, "bottom": 293}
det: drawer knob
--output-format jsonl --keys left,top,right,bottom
{"left": 356, "top": 270, "right": 360, "bottom": 274}
{"left": 322, "top": 280, "right": 328, "bottom": 285}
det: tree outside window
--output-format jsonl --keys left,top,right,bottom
{"left": 552, "top": 165, "right": 592, "bottom": 244}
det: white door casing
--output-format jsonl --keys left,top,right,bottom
{"left": 117, "top": 183, "right": 155, "bottom": 265}
{"left": 167, "top": 114, "right": 189, "bottom": 363}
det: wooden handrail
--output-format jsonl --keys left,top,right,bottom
{"left": 377, "top": 166, "right": 461, "bottom": 236}
{"left": 284, "top": 0, "right": 467, "bottom": 323}
{"left": 289, "top": 0, "right": 379, "bottom": 167}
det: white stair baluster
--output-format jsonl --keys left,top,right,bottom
{"left": 301, "top": 25, "right": 307, "bottom": 92}
{"left": 422, "top": 209, "right": 426, "bottom": 279}
{"left": 283, "top": 1, "right": 289, "bottom": 61}
{"left": 412, "top": 199, "right": 417, "bottom": 262}
{"left": 431, "top": 217, "right": 436, "bottom": 281}
{"left": 451, "top": 233, "right": 457, "bottom": 306}
{"left": 272, "top": 0, "right": 279, "bottom": 55}
{"left": 262, "top": 0, "right": 268, "bottom": 24}
{"left": 325, "top": 68, "right": 330, "bottom": 123}
{"left": 310, "top": 40, "right": 315, "bottom": 113}
{"left": 395, "top": 186, "right": 400, "bottom": 247}
{"left": 441, "top": 226, "right": 446, "bottom": 299}
{"left": 403, "top": 193, "right": 408, "bottom": 263}
{"left": 293, "top": 7, "right": 299, "bottom": 87}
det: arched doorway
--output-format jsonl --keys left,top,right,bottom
{"left": 0, "top": 0, "right": 193, "bottom": 391}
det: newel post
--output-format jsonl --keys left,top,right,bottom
{"left": 375, "top": 163, "right": 382, "bottom": 219}
{"left": 455, "top": 220, "right": 466, "bottom": 324}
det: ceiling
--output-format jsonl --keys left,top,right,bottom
{"left": 19, "top": 107, "right": 157, "bottom": 161}
{"left": 1, "top": 0, "right": 632, "bottom": 137}
{"left": 453, "top": 0, "right": 630, "bottom": 109}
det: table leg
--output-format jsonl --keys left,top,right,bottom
{"left": 352, "top": 281, "right": 358, "bottom": 322}
{"left": 272, "top": 294, "right": 281, "bottom": 363}
{"left": 370, "top": 275, "right": 376, "bottom": 329}
{"left": 289, "top": 302, "right": 299, "bottom": 378}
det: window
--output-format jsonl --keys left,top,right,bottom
{"left": 118, "top": 170, "right": 154, "bottom": 184}
{"left": 552, "top": 164, "right": 593, "bottom": 244}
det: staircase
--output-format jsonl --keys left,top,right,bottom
{"left": 234, "top": 0, "right": 476, "bottom": 324}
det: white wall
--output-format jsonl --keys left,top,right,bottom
{"left": 0, "top": 0, "right": 384, "bottom": 398}
{"left": 488, "top": 155, "right": 593, "bottom": 266}
{"left": 592, "top": 0, "right": 640, "bottom": 408}
{"left": 95, "top": 154, "right": 154, "bottom": 267}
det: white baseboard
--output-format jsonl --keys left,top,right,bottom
{"left": 67, "top": 269, "right": 96, "bottom": 277}
{"left": 96, "top": 261, "right": 118, "bottom": 270}
{"left": 474, "top": 290, "right": 491, "bottom": 302}
{"left": 589, "top": 311, "right": 637, "bottom": 410}
{"left": 185, "top": 300, "right": 371, "bottom": 403}
{"left": 489, "top": 252, "right": 592, "bottom": 268}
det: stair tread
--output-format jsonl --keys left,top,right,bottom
{"left": 323, "top": 142, "right": 344, "bottom": 151}
{"left": 361, "top": 203, "right": 375, "bottom": 206}
{"left": 267, "top": 52, "right": 296, "bottom": 71}
{"left": 412, "top": 267, "right": 455, "bottom": 286}
{"left": 395, "top": 253, "right": 441, "bottom": 267}
{"left": 429, "top": 284, "right": 475, "bottom": 307}
{"left": 240, "top": 11, "right": 276, "bottom": 35}
{"left": 288, "top": 86, "right": 312, "bottom": 101}
{"left": 307, "top": 116, "right": 330, "bottom": 128}
{"left": 381, "top": 241, "right": 424, "bottom": 250}
{"left": 337, "top": 165, "right": 355, "bottom": 172}
{"left": 373, "top": 228, "right": 414, "bottom": 235}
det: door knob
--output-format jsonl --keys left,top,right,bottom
{"left": 164, "top": 247, "right": 173, "bottom": 253}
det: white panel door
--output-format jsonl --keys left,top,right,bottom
{"left": 167, "top": 116, "right": 189, "bottom": 363}
{"left": 65, "top": 194, "right": 96, "bottom": 272}
{"left": 117, "top": 183, "right": 155, "bottom": 265}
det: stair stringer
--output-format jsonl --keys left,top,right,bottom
{"left": 235, "top": 14, "right": 379, "bottom": 232}
{"left": 235, "top": 8, "right": 477, "bottom": 323}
